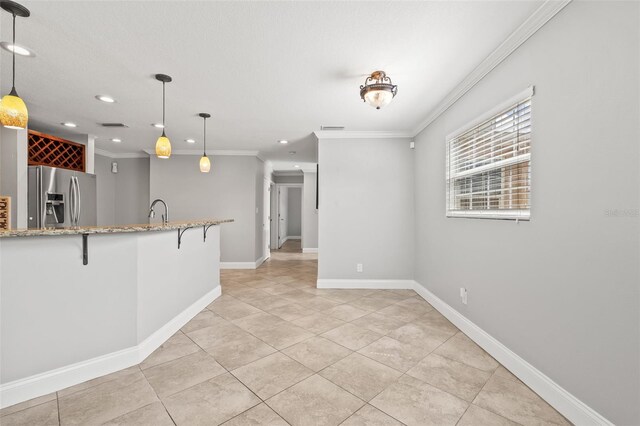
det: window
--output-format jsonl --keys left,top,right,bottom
{"left": 446, "top": 87, "right": 533, "bottom": 220}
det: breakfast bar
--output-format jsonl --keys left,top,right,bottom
{"left": 0, "top": 219, "right": 232, "bottom": 408}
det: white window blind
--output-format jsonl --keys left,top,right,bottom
{"left": 446, "top": 88, "right": 532, "bottom": 220}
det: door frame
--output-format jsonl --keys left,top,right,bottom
{"left": 274, "top": 183, "right": 303, "bottom": 250}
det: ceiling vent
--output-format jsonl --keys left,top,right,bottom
{"left": 101, "top": 123, "right": 128, "bottom": 128}
{"left": 320, "top": 125, "right": 345, "bottom": 131}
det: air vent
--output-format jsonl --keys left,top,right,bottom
{"left": 101, "top": 123, "right": 128, "bottom": 128}
{"left": 320, "top": 125, "right": 345, "bottom": 131}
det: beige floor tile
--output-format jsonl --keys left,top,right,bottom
{"left": 370, "top": 375, "right": 468, "bottom": 426}
{"left": 231, "top": 352, "right": 313, "bottom": 399}
{"left": 0, "top": 400, "right": 58, "bottom": 426}
{"left": 319, "top": 353, "right": 402, "bottom": 401}
{"left": 493, "top": 365, "right": 520, "bottom": 382}
{"left": 434, "top": 333, "right": 499, "bottom": 372}
{"left": 299, "top": 296, "right": 342, "bottom": 311}
{"left": 341, "top": 404, "right": 403, "bottom": 426}
{"left": 57, "top": 366, "right": 141, "bottom": 399}
{"left": 358, "top": 336, "right": 434, "bottom": 372}
{"left": 102, "top": 401, "right": 174, "bottom": 426}
{"left": 351, "top": 312, "right": 406, "bottom": 335}
{"left": 473, "top": 375, "right": 571, "bottom": 426}
{"left": 186, "top": 321, "right": 246, "bottom": 349}
{"left": 349, "top": 296, "right": 396, "bottom": 312}
{"left": 0, "top": 393, "right": 56, "bottom": 417}
{"left": 223, "top": 403, "right": 288, "bottom": 426}
{"left": 204, "top": 330, "right": 277, "bottom": 370}
{"left": 266, "top": 374, "right": 364, "bottom": 426}
{"left": 323, "top": 304, "right": 370, "bottom": 322}
{"left": 227, "top": 288, "right": 271, "bottom": 303}
{"left": 385, "top": 289, "right": 417, "bottom": 298}
{"left": 412, "top": 310, "right": 458, "bottom": 335}
{"left": 268, "top": 302, "right": 316, "bottom": 321}
{"left": 406, "top": 353, "right": 492, "bottom": 401}
{"left": 321, "top": 323, "right": 382, "bottom": 351}
{"left": 290, "top": 313, "right": 346, "bottom": 334}
{"left": 246, "top": 295, "right": 292, "bottom": 311}
{"left": 143, "top": 350, "right": 226, "bottom": 398}
{"left": 58, "top": 370, "right": 158, "bottom": 425}
{"left": 232, "top": 312, "right": 286, "bottom": 334}
{"left": 376, "top": 304, "right": 424, "bottom": 323}
{"left": 250, "top": 322, "right": 315, "bottom": 350}
{"left": 180, "top": 309, "right": 227, "bottom": 334}
{"left": 392, "top": 297, "right": 433, "bottom": 316}
{"left": 282, "top": 336, "right": 352, "bottom": 371}
{"left": 388, "top": 322, "right": 453, "bottom": 352}
{"left": 457, "top": 404, "right": 520, "bottom": 426}
{"left": 140, "top": 331, "right": 200, "bottom": 370}
{"left": 262, "top": 284, "right": 301, "bottom": 296}
{"left": 163, "top": 373, "right": 261, "bottom": 425}
{"left": 208, "top": 298, "right": 264, "bottom": 320}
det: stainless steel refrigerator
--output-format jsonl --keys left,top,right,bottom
{"left": 28, "top": 166, "right": 97, "bottom": 228}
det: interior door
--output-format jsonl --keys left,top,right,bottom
{"left": 270, "top": 183, "right": 277, "bottom": 251}
{"left": 278, "top": 187, "right": 288, "bottom": 248}
{"left": 263, "top": 179, "right": 271, "bottom": 259}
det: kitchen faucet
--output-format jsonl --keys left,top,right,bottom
{"left": 148, "top": 199, "right": 169, "bottom": 225}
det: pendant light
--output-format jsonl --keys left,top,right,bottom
{"left": 198, "top": 113, "right": 211, "bottom": 173}
{"left": 0, "top": 0, "right": 30, "bottom": 129}
{"left": 359, "top": 71, "right": 397, "bottom": 110}
{"left": 154, "top": 74, "right": 172, "bottom": 159}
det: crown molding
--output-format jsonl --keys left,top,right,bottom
{"left": 94, "top": 148, "right": 148, "bottom": 159}
{"left": 142, "top": 149, "right": 260, "bottom": 157}
{"left": 273, "top": 170, "right": 304, "bottom": 177}
{"left": 314, "top": 130, "right": 413, "bottom": 140}
{"left": 412, "top": 0, "right": 571, "bottom": 136}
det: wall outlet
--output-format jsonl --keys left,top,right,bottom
{"left": 356, "top": 263, "right": 363, "bottom": 273}
{"left": 460, "top": 287, "right": 468, "bottom": 305}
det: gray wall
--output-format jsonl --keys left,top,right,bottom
{"left": 413, "top": 2, "right": 639, "bottom": 424}
{"left": 318, "top": 138, "right": 414, "bottom": 280}
{"left": 254, "top": 157, "right": 265, "bottom": 261}
{"left": 273, "top": 174, "right": 303, "bottom": 184}
{"left": 94, "top": 155, "right": 149, "bottom": 226}
{"left": 0, "top": 128, "right": 27, "bottom": 229}
{"left": 149, "top": 154, "right": 261, "bottom": 263}
{"left": 302, "top": 172, "right": 318, "bottom": 249}
{"left": 287, "top": 187, "right": 302, "bottom": 236}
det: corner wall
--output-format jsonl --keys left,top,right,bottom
{"left": 413, "top": 2, "right": 639, "bottom": 424}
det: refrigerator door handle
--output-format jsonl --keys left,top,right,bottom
{"left": 74, "top": 176, "right": 81, "bottom": 225}
{"left": 69, "top": 178, "right": 76, "bottom": 225}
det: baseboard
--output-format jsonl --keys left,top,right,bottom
{"left": 0, "top": 286, "right": 221, "bottom": 410}
{"left": 220, "top": 256, "right": 267, "bottom": 270}
{"left": 281, "top": 236, "right": 301, "bottom": 244}
{"left": 302, "top": 248, "right": 318, "bottom": 253}
{"left": 316, "top": 279, "right": 415, "bottom": 289}
{"left": 254, "top": 255, "right": 267, "bottom": 269}
{"left": 412, "top": 281, "right": 612, "bottom": 426}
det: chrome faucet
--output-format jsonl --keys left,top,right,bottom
{"left": 148, "top": 199, "right": 169, "bottom": 225}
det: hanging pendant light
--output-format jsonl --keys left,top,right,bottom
{"left": 0, "top": 0, "right": 30, "bottom": 129}
{"left": 154, "top": 74, "right": 172, "bottom": 158}
{"left": 198, "top": 113, "right": 211, "bottom": 173}
{"left": 359, "top": 71, "right": 397, "bottom": 110}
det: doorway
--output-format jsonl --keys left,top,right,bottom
{"left": 272, "top": 184, "right": 303, "bottom": 252}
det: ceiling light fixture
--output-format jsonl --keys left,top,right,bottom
{"left": 294, "top": 165, "right": 300, "bottom": 168}
{"left": 0, "top": 0, "right": 30, "bottom": 129}
{"left": 111, "top": 138, "right": 121, "bottom": 143}
{"left": 360, "top": 71, "right": 397, "bottom": 110}
{"left": 198, "top": 113, "right": 211, "bottom": 173}
{"left": 61, "top": 122, "right": 77, "bottom": 128}
{"left": 96, "top": 95, "right": 116, "bottom": 103}
{"left": 154, "top": 74, "right": 172, "bottom": 159}
{"left": 185, "top": 138, "right": 195, "bottom": 144}
{"left": 278, "top": 140, "right": 288, "bottom": 144}
{"left": 0, "top": 41, "right": 34, "bottom": 56}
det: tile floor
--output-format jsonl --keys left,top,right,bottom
{"left": 1, "top": 245, "right": 571, "bottom": 425}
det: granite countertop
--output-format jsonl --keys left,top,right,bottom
{"left": 0, "top": 219, "right": 234, "bottom": 238}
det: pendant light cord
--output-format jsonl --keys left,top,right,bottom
{"left": 11, "top": 13, "right": 16, "bottom": 90}
{"left": 161, "top": 81, "right": 166, "bottom": 136}
{"left": 203, "top": 116, "right": 207, "bottom": 156}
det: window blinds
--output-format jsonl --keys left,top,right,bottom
{"left": 446, "top": 90, "right": 532, "bottom": 220}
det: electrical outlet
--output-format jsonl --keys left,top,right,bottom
{"left": 356, "top": 263, "right": 363, "bottom": 273}
{"left": 460, "top": 288, "right": 468, "bottom": 305}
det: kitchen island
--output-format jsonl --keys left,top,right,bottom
{"left": 0, "top": 219, "right": 233, "bottom": 408}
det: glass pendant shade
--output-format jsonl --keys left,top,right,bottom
{"left": 155, "top": 134, "right": 171, "bottom": 159}
{"left": 359, "top": 71, "right": 397, "bottom": 110}
{"left": 0, "top": 90, "right": 27, "bottom": 129}
{"left": 363, "top": 89, "right": 394, "bottom": 110}
{"left": 199, "top": 155, "right": 211, "bottom": 173}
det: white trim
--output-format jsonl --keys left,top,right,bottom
{"left": 283, "top": 236, "right": 301, "bottom": 243}
{"left": 316, "top": 279, "right": 415, "bottom": 289}
{"left": 314, "top": 131, "right": 413, "bottom": 140}
{"left": 94, "top": 148, "right": 148, "bottom": 159}
{"left": 273, "top": 171, "right": 304, "bottom": 177}
{"left": 412, "top": 0, "right": 570, "bottom": 136}
{"left": 220, "top": 256, "right": 267, "bottom": 270}
{"left": 412, "top": 281, "right": 613, "bottom": 426}
{"left": 302, "top": 248, "right": 318, "bottom": 253}
{"left": 254, "top": 255, "right": 267, "bottom": 268}
{"left": 0, "top": 286, "right": 221, "bottom": 409}
{"left": 142, "top": 149, "right": 260, "bottom": 157}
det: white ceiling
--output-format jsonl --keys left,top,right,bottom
{"left": 0, "top": 1, "right": 543, "bottom": 166}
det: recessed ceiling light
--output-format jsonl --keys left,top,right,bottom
{"left": 278, "top": 140, "right": 288, "bottom": 144}
{"left": 111, "top": 138, "right": 121, "bottom": 143}
{"left": 185, "top": 139, "right": 196, "bottom": 144}
{"left": 294, "top": 165, "right": 300, "bottom": 168}
{"left": 289, "top": 151, "right": 296, "bottom": 155}
{"left": 152, "top": 123, "right": 164, "bottom": 129}
{"left": 0, "top": 42, "right": 35, "bottom": 57}
{"left": 96, "top": 95, "right": 116, "bottom": 103}
{"left": 61, "top": 122, "right": 77, "bottom": 128}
